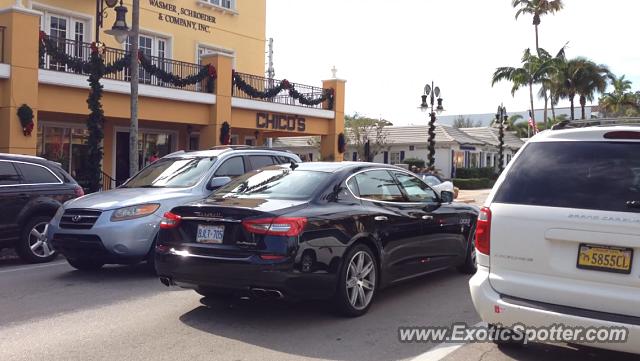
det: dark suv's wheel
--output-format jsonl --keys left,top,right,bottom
{"left": 67, "top": 257, "right": 105, "bottom": 271}
{"left": 16, "top": 216, "right": 57, "bottom": 264}
{"left": 334, "top": 244, "right": 378, "bottom": 317}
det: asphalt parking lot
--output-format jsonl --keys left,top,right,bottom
{"left": 0, "top": 189, "right": 637, "bottom": 361}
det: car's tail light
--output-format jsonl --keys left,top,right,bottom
{"left": 160, "top": 211, "right": 182, "bottom": 230}
{"left": 242, "top": 217, "right": 307, "bottom": 236}
{"left": 475, "top": 207, "right": 491, "bottom": 255}
{"left": 73, "top": 185, "right": 84, "bottom": 197}
{"left": 259, "top": 254, "right": 287, "bottom": 261}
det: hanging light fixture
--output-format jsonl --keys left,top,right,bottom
{"left": 104, "top": 1, "right": 130, "bottom": 44}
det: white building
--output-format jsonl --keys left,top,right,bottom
{"left": 273, "top": 124, "right": 525, "bottom": 179}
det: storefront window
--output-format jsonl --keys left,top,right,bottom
{"left": 469, "top": 153, "right": 480, "bottom": 168}
{"left": 37, "top": 124, "right": 71, "bottom": 171}
{"left": 36, "top": 123, "right": 92, "bottom": 180}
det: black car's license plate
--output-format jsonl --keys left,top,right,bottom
{"left": 576, "top": 243, "right": 633, "bottom": 274}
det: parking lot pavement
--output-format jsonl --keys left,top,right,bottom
{"left": 0, "top": 258, "right": 479, "bottom": 361}
{"left": 456, "top": 189, "right": 491, "bottom": 206}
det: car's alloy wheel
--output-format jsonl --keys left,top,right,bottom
{"left": 345, "top": 250, "right": 376, "bottom": 310}
{"left": 16, "top": 216, "right": 57, "bottom": 263}
{"left": 29, "top": 222, "right": 55, "bottom": 258}
{"left": 457, "top": 226, "right": 477, "bottom": 274}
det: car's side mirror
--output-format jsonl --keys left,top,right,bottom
{"left": 440, "top": 191, "right": 454, "bottom": 203}
{"left": 207, "top": 176, "right": 231, "bottom": 190}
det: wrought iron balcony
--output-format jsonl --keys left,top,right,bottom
{"left": 233, "top": 72, "right": 333, "bottom": 110}
{"left": 39, "top": 36, "right": 207, "bottom": 93}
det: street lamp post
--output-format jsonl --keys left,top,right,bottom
{"left": 95, "top": 0, "right": 141, "bottom": 179}
{"left": 495, "top": 105, "right": 508, "bottom": 173}
{"left": 419, "top": 82, "right": 444, "bottom": 170}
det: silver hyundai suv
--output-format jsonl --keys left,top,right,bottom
{"left": 48, "top": 147, "right": 301, "bottom": 271}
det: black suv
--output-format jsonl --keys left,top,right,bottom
{"left": 0, "top": 154, "right": 83, "bottom": 263}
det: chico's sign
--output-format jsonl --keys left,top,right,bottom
{"left": 256, "top": 112, "right": 306, "bottom": 132}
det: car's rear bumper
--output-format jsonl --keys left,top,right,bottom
{"left": 155, "top": 249, "right": 337, "bottom": 300}
{"left": 470, "top": 265, "right": 640, "bottom": 355}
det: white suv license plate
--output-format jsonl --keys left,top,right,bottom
{"left": 196, "top": 225, "right": 225, "bottom": 244}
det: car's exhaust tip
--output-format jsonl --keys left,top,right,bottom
{"left": 159, "top": 276, "right": 174, "bottom": 287}
{"left": 250, "top": 287, "right": 284, "bottom": 299}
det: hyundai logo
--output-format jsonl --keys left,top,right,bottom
{"left": 71, "top": 215, "right": 83, "bottom": 222}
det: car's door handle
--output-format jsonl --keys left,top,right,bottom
{"left": 374, "top": 216, "right": 388, "bottom": 221}
{"left": 422, "top": 215, "right": 434, "bottom": 220}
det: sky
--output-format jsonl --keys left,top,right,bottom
{"left": 266, "top": 0, "right": 640, "bottom": 126}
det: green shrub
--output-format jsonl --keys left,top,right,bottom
{"left": 402, "top": 158, "right": 425, "bottom": 169}
{"left": 454, "top": 167, "right": 497, "bottom": 179}
{"left": 452, "top": 178, "right": 495, "bottom": 190}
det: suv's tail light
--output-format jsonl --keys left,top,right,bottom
{"left": 242, "top": 217, "right": 307, "bottom": 237}
{"left": 160, "top": 212, "right": 182, "bottom": 230}
{"left": 475, "top": 207, "right": 491, "bottom": 255}
{"left": 73, "top": 185, "right": 84, "bottom": 197}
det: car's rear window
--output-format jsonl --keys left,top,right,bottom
{"left": 494, "top": 141, "right": 640, "bottom": 213}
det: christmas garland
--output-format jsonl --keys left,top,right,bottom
{"left": 427, "top": 116, "right": 436, "bottom": 170}
{"left": 39, "top": 32, "right": 216, "bottom": 91}
{"left": 38, "top": 32, "right": 217, "bottom": 192}
{"left": 232, "top": 71, "right": 335, "bottom": 110}
{"left": 138, "top": 52, "right": 215, "bottom": 92}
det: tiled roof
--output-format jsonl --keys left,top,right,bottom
{"left": 460, "top": 127, "right": 525, "bottom": 149}
{"left": 270, "top": 125, "right": 524, "bottom": 149}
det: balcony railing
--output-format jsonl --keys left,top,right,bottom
{"left": 0, "top": 26, "right": 5, "bottom": 63}
{"left": 40, "top": 36, "right": 207, "bottom": 92}
{"left": 233, "top": 72, "right": 331, "bottom": 110}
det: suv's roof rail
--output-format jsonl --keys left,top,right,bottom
{"left": 208, "top": 145, "right": 294, "bottom": 153}
{"left": 165, "top": 150, "right": 186, "bottom": 156}
{"left": 551, "top": 117, "right": 640, "bottom": 130}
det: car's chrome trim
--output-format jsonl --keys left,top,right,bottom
{"left": 0, "top": 159, "right": 63, "bottom": 187}
{"left": 180, "top": 216, "right": 242, "bottom": 223}
{"left": 345, "top": 167, "right": 442, "bottom": 205}
{"left": 168, "top": 248, "right": 251, "bottom": 261}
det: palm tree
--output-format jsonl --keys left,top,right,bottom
{"left": 536, "top": 45, "right": 567, "bottom": 124}
{"left": 599, "top": 74, "right": 638, "bottom": 117}
{"left": 492, "top": 49, "right": 554, "bottom": 124}
{"left": 551, "top": 57, "right": 597, "bottom": 120}
{"left": 576, "top": 62, "right": 610, "bottom": 119}
{"left": 513, "top": 0, "right": 564, "bottom": 51}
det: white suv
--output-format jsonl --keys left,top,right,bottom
{"left": 469, "top": 126, "right": 640, "bottom": 354}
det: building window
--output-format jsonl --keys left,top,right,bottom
{"left": 39, "top": 10, "right": 89, "bottom": 71}
{"left": 203, "top": 0, "right": 235, "bottom": 10}
{"left": 244, "top": 136, "right": 256, "bottom": 146}
{"left": 390, "top": 152, "right": 401, "bottom": 165}
{"left": 409, "top": 145, "right": 415, "bottom": 151}
{"left": 454, "top": 151, "right": 465, "bottom": 169}
{"left": 124, "top": 34, "right": 170, "bottom": 84}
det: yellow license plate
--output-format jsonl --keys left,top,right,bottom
{"left": 577, "top": 244, "right": 633, "bottom": 274}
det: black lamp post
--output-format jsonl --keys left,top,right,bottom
{"left": 495, "top": 104, "right": 508, "bottom": 173}
{"left": 96, "top": 0, "right": 130, "bottom": 43}
{"left": 419, "top": 82, "right": 444, "bottom": 170}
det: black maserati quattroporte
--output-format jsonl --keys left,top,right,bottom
{"left": 155, "top": 162, "right": 478, "bottom": 316}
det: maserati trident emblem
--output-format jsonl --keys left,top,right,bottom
{"left": 72, "top": 215, "right": 83, "bottom": 222}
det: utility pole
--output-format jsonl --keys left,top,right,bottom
{"left": 129, "top": 0, "right": 140, "bottom": 177}
{"left": 266, "top": 38, "right": 274, "bottom": 148}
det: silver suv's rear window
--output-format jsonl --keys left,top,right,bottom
{"left": 494, "top": 141, "right": 640, "bottom": 213}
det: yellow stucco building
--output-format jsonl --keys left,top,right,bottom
{"left": 0, "top": 0, "right": 345, "bottom": 188}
